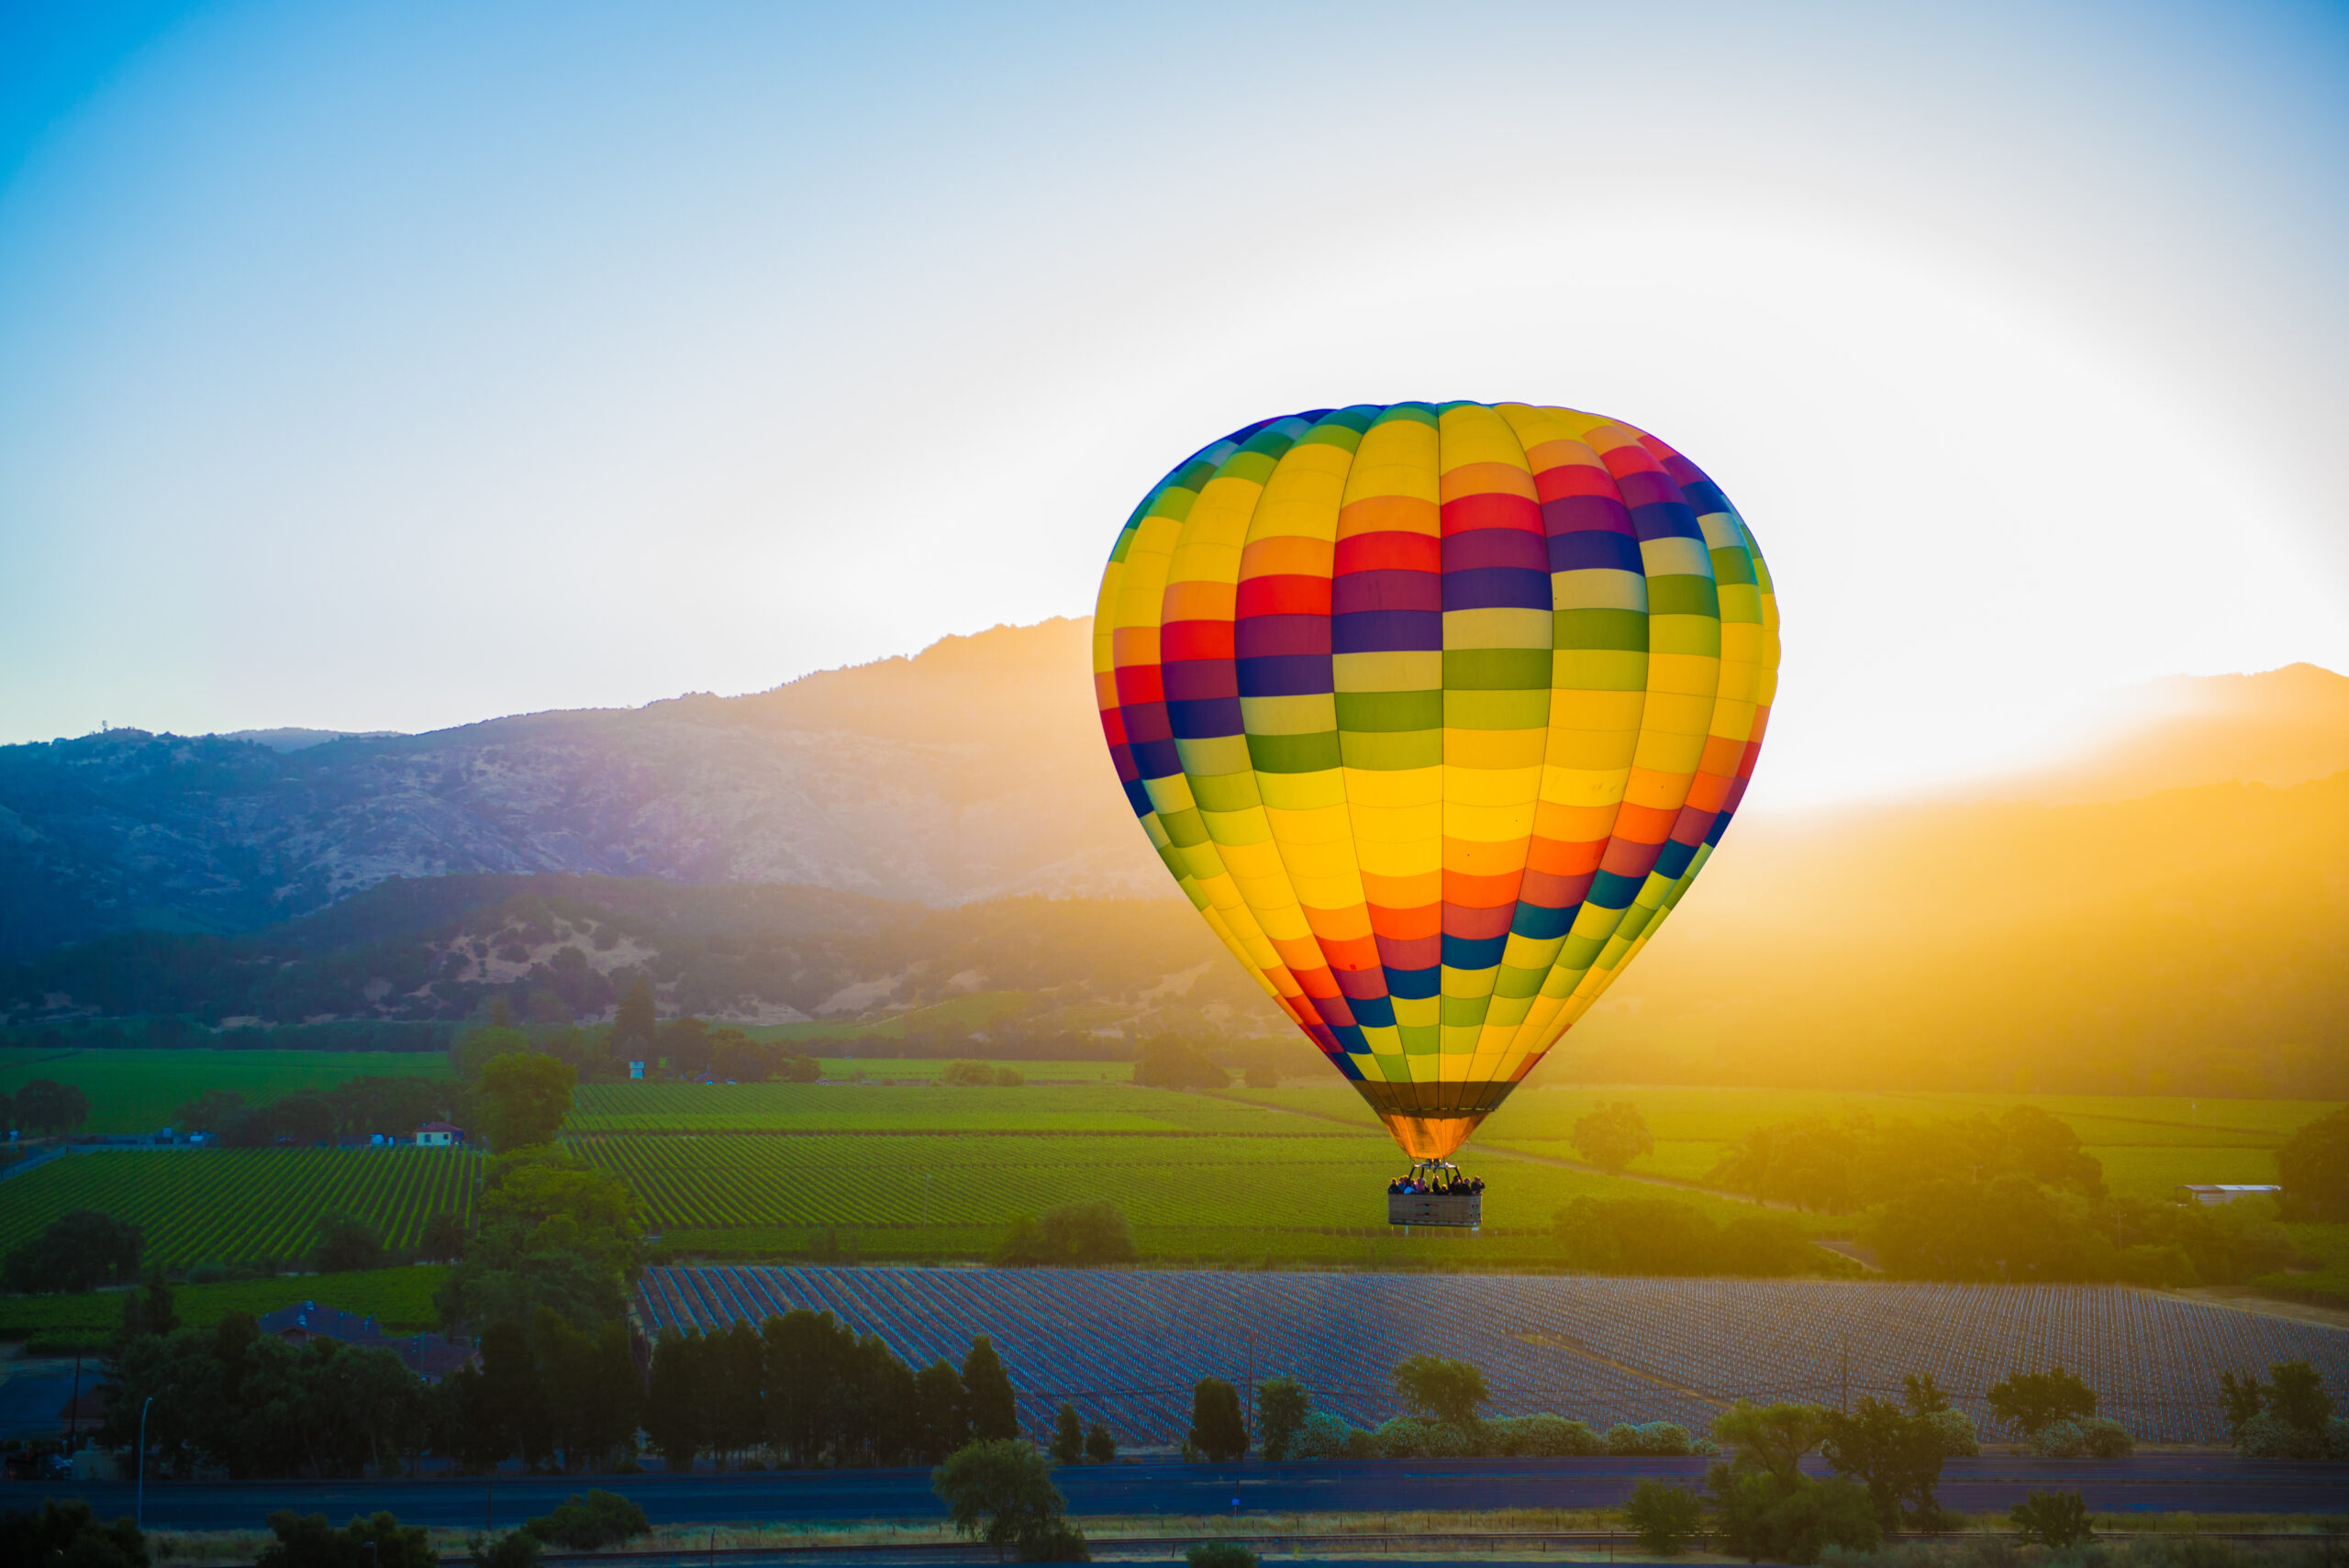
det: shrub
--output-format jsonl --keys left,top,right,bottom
{"left": 941, "top": 1060, "right": 998, "bottom": 1086}
{"left": 1606, "top": 1420, "right": 1693, "bottom": 1456}
{"left": 521, "top": 1492, "right": 649, "bottom": 1551}
{"left": 1921, "top": 1407, "right": 1980, "bottom": 1458}
{"left": 1709, "top": 1468, "right": 1880, "bottom": 1565}
{"left": 1625, "top": 1478, "right": 1704, "bottom": 1554}
{"left": 311, "top": 1212, "right": 384, "bottom": 1275}
{"left": 468, "top": 1531, "right": 543, "bottom": 1568}
{"left": 2029, "top": 1417, "right": 2133, "bottom": 1459}
{"left": 1289, "top": 1411, "right": 1361, "bottom": 1461}
{"left": 1491, "top": 1415, "right": 1603, "bottom": 1457}
{"left": 2010, "top": 1490, "right": 2093, "bottom": 1549}
{"left": 0, "top": 1500, "right": 148, "bottom": 1568}
{"left": 1370, "top": 1415, "right": 1479, "bottom": 1458}
{"left": 1186, "top": 1545, "right": 1258, "bottom": 1568}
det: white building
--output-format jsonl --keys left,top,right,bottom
{"left": 2175, "top": 1184, "right": 2282, "bottom": 1206}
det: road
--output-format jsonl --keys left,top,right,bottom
{"left": 43, "top": 1453, "right": 2349, "bottom": 1530}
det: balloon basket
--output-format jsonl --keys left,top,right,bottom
{"left": 1386, "top": 1159, "right": 1482, "bottom": 1230}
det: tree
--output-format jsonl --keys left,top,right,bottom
{"left": 536, "top": 1310, "right": 641, "bottom": 1473}
{"left": 2279, "top": 1106, "right": 2349, "bottom": 1220}
{"left": 1051, "top": 1402, "right": 1085, "bottom": 1464}
{"left": 996, "top": 1200, "right": 1137, "bottom": 1266}
{"left": 931, "top": 1439, "right": 1087, "bottom": 1561}
{"left": 479, "top": 1318, "right": 553, "bottom": 1468}
{"left": 421, "top": 1212, "right": 470, "bottom": 1262}
{"left": 1132, "top": 1035, "right": 1230, "bottom": 1090}
{"left": 14, "top": 1078, "right": 92, "bottom": 1137}
{"left": 1986, "top": 1367, "right": 2097, "bottom": 1439}
{"left": 2010, "top": 1491, "right": 2093, "bottom": 1549}
{"left": 611, "top": 978, "right": 658, "bottom": 1059}
{"left": 1188, "top": 1377, "right": 1248, "bottom": 1462}
{"left": 657, "top": 1017, "right": 713, "bottom": 1078}
{"left": 1256, "top": 1376, "right": 1309, "bottom": 1462}
{"left": 1392, "top": 1355, "right": 1488, "bottom": 1430}
{"left": 915, "top": 1360, "right": 972, "bottom": 1462}
{"left": 0, "top": 1499, "right": 148, "bottom": 1568}
{"left": 435, "top": 1146, "right": 642, "bottom": 1334}
{"left": 1901, "top": 1373, "right": 1951, "bottom": 1414}
{"left": 3, "top": 1208, "right": 142, "bottom": 1293}
{"left": 1084, "top": 1419, "right": 1116, "bottom": 1464}
{"left": 642, "top": 1333, "right": 708, "bottom": 1471}
{"left": 2228, "top": 1361, "right": 2340, "bottom": 1458}
{"left": 476, "top": 1051, "right": 577, "bottom": 1152}
{"left": 1707, "top": 1465, "right": 1879, "bottom": 1564}
{"left": 114, "top": 1266, "right": 180, "bottom": 1350}
{"left": 313, "top": 1212, "right": 385, "bottom": 1274}
{"left": 1625, "top": 1478, "right": 1704, "bottom": 1554}
{"left": 1820, "top": 1397, "right": 1948, "bottom": 1532}
{"left": 1570, "top": 1101, "right": 1653, "bottom": 1174}
{"left": 963, "top": 1334, "right": 1019, "bottom": 1442}
{"left": 765, "top": 1308, "right": 848, "bottom": 1465}
{"left": 708, "top": 1318, "right": 767, "bottom": 1464}
{"left": 1710, "top": 1400, "right": 1831, "bottom": 1483}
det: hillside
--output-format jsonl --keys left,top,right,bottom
{"left": 0, "top": 873, "right": 1273, "bottom": 1043}
{"left": 1555, "top": 767, "right": 2349, "bottom": 1097}
{"left": 0, "top": 618, "right": 1161, "bottom": 960}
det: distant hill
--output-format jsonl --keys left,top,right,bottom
{"left": 1968, "top": 662, "right": 2349, "bottom": 805}
{"left": 1554, "top": 766, "right": 2349, "bottom": 1098}
{"left": 0, "top": 873, "right": 1274, "bottom": 1044}
{"left": 0, "top": 618, "right": 1161, "bottom": 960}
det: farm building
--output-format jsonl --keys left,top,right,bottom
{"left": 2174, "top": 1184, "right": 2282, "bottom": 1206}
{"left": 414, "top": 1121, "right": 462, "bottom": 1146}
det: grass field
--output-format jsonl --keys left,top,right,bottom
{"left": 0, "top": 1047, "right": 450, "bottom": 1135}
{"left": 0, "top": 1263, "right": 449, "bottom": 1348}
{"left": 0, "top": 1147, "right": 478, "bottom": 1268}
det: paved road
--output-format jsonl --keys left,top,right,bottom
{"left": 41, "top": 1453, "right": 2349, "bottom": 1530}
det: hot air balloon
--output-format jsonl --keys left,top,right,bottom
{"left": 1093, "top": 402, "right": 1778, "bottom": 1173}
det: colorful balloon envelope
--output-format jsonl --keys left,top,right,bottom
{"left": 1093, "top": 403, "right": 1779, "bottom": 1160}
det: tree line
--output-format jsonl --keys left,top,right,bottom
{"left": 1562, "top": 1100, "right": 2321, "bottom": 1286}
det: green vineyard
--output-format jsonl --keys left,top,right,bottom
{"left": 569, "top": 1129, "right": 1805, "bottom": 1243}
{"left": 564, "top": 1082, "right": 1356, "bottom": 1137}
{"left": 0, "top": 1148, "right": 479, "bottom": 1268}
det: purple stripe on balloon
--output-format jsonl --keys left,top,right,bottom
{"left": 1234, "top": 613, "right": 1329, "bottom": 658}
{"left": 1167, "top": 696, "right": 1244, "bottom": 739}
{"left": 1548, "top": 531, "right": 1644, "bottom": 574}
{"left": 1441, "top": 566, "right": 1551, "bottom": 612}
{"left": 1331, "top": 609, "right": 1442, "bottom": 654}
{"left": 1237, "top": 653, "right": 1334, "bottom": 698}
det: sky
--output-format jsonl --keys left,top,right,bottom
{"left": 1, "top": 0, "right": 2343, "bottom": 808}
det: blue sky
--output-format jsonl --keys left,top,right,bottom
{"left": 1, "top": 1, "right": 2343, "bottom": 805}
